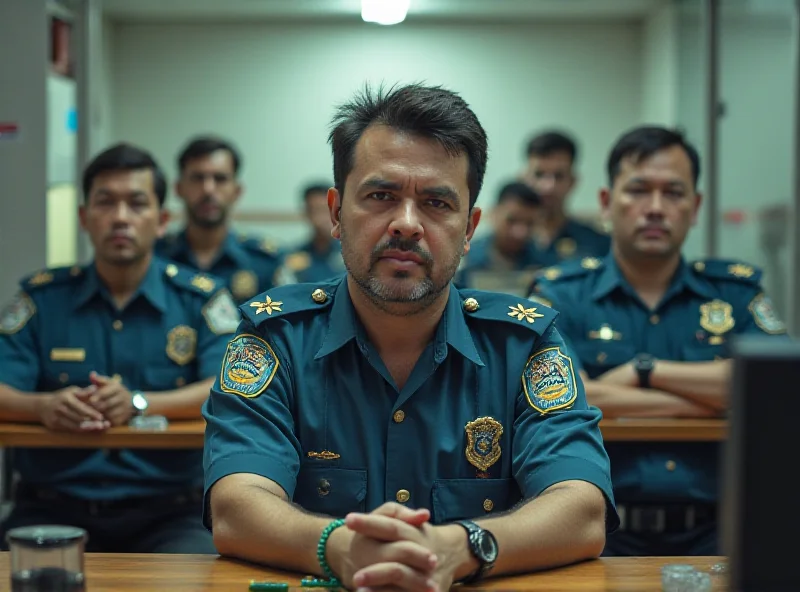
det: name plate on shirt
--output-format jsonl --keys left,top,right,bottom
{"left": 49, "top": 348, "right": 86, "bottom": 362}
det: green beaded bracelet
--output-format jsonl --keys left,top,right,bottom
{"left": 306, "top": 518, "right": 345, "bottom": 588}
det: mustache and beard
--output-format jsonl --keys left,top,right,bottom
{"left": 188, "top": 195, "right": 228, "bottom": 228}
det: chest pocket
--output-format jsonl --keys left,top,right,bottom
{"left": 293, "top": 466, "right": 367, "bottom": 518}
{"left": 681, "top": 343, "right": 728, "bottom": 362}
{"left": 39, "top": 362, "right": 95, "bottom": 391}
{"left": 573, "top": 342, "right": 637, "bottom": 379}
{"left": 143, "top": 366, "right": 195, "bottom": 391}
{"left": 431, "top": 478, "right": 519, "bottom": 524}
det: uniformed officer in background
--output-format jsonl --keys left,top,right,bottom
{"left": 282, "top": 182, "right": 345, "bottom": 283}
{"left": 156, "top": 136, "right": 294, "bottom": 303}
{"left": 529, "top": 126, "right": 789, "bottom": 557}
{"left": 0, "top": 144, "right": 239, "bottom": 553}
{"left": 522, "top": 131, "right": 610, "bottom": 265}
{"left": 203, "top": 83, "right": 616, "bottom": 592}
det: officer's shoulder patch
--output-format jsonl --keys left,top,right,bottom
{"left": 284, "top": 251, "right": 312, "bottom": 272}
{"left": 239, "top": 235, "right": 280, "bottom": 258}
{"left": 0, "top": 291, "right": 36, "bottom": 335}
{"left": 460, "top": 289, "right": 556, "bottom": 336}
{"left": 522, "top": 346, "right": 578, "bottom": 414}
{"left": 242, "top": 281, "right": 337, "bottom": 325}
{"left": 534, "top": 258, "right": 600, "bottom": 284}
{"left": 692, "top": 258, "right": 763, "bottom": 285}
{"left": 748, "top": 293, "right": 787, "bottom": 334}
{"left": 164, "top": 263, "right": 220, "bottom": 295}
{"left": 202, "top": 289, "right": 241, "bottom": 335}
{"left": 21, "top": 265, "right": 83, "bottom": 291}
{"left": 219, "top": 333, "right": 279, "bottom": 398}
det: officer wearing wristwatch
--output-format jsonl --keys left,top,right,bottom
{"left": 633, "top": 353, "right": 656, "bottom": 388}
{"left": 455, "top": 520, "right": 498, "bottom": 583}
{"left": 131, "top": 390, "right": 149, "bottom": 416}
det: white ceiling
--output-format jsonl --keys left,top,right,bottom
{"left": 101, "top": 0, "right": 668, "bottom": 23}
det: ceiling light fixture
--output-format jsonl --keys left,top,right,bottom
{"left": 361, "top": 0, "right": 410, "bottom": 25}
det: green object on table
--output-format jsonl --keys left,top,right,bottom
{"left": 312, "top": 518, "right": 346, "bottom": 588}
{"left": 300, "top": 578, "right": 342, "bottom": 588}
{"left": 249, "top": 581, "right": 289, "bottom": 591}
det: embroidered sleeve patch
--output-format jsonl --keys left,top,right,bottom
{"left": 202, "top": 289, "right": 241, "bottom": 335}
{"left": 0, "top": 292, "right": 35, "bottom": 335}
{"left": 220, "top": 334, "right": 279, "bottom": 398}
{"left": 522, "top": 346, "right": 578, "bottom": 414}
{"left": 748, "top": 293, "right": 786, "bottom": 334}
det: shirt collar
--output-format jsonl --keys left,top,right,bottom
{"left": 73, "top": 257, "right": 168, "bottom": 313}
{"left": 315, "top": 279, "right": 483, "bottom": 366}
{"left": 170, "top": 230, "right": 248, "bottom": 268}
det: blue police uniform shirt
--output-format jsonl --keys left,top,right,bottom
{"left": 283, "top": 239, "right": 345, "bottom": 284}
{"left": 156, "top": 230, "right": 294, "bottom": 304}
{"left": 202, "top": 276, "right": 619, "bottom": 529}
{"left": 455, "top": 234, "right": 543, "bottom": 290}
{"left": 529, "top": 254, "right": 789, "bottom": 504}
{"left": 533, "top": 219, "right": 610, "bottom": 268}
{"left": 0, "top": 258, "right": 240, "bottom": 500}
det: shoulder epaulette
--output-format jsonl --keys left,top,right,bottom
{"left": 238, "top": 235, "right": 280, "bottom": 258}
{"left": 163, "top": 263, "right": 221, "bottom": 297}
{"left": 459, "top": 288, "right": 557, "bottom": 336}
{"left": 534, "top": 257, "right": 604, "bottom": 283}
{"left": 241, "top": 280, "right": 338, "bottom": 325}
{"left": 691, "top": 259, "right": 763, "bottom": 285}
{"left": 284, "top": 250, "right": 312, "bottom": 272}
{"left": 20, "top": 265, "right": 84, "bottom": 290}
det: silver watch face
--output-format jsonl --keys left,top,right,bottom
{"left": 132, "top": 392, "right": 148, "bottom": 411}
{"left": 478, "top": 531, "right": 498, "bottom": 562}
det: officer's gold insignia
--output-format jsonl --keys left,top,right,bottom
{"left": 556, "top": 238, "right": 577, "bottom": 258}
{"left": 542, "top": 267, "right": 561, "bottom": 280}
{"left": 261, "top": 239, "right": 278, "bottom": 255}
{"left": 581, "top": 257, "right": 602, "bottom": 270}
{"left": 50, "top": 348, "right": 86, "bottom": 362}
{"left": 728, "top": 263, "right": 754, "bottom": 279}
{"left": 0, "top": 292, "right": 35, "bottom": 335}
{"left": 463, "top": 297, "right": 480, "bottom": 312}
{"left": 508, "top": 304, "right": 544, "bottom": 323}
{"left": 307, "top": 450, "right": 341, "bottom": 460}
{"left": 311, "top": 288, "right": 328, "bottom": 304}
{"left": 165, "top": 264, "right": 179, "bottom": 278}
{"left": 220, "top": 334, "right": 279, "bottom": 398}
{"left": 527, "top": 294, "right": 552, "bottom": 308}
{"left": 202, "top": 289, "right": 240, "bottom": 335}
{"left": 191, "top": 274, "right": 216, "bottom": 293}
{"left": 285, "top": 251, "right": 312, "bottom": 272}
{"left": 589, "top": 324, "right": 622, "bottom": 341}
{"left": 250, "top": 296, "right": 282, "bottom": 315}
{"left": 465, "top": 417, "right": 503, "bottom": 473}
{"left": 166, "top": 325, "right": 197, "bottom": 366}
{"left": 693, "top": 261, "right": 706, "bottom": 272}
{"left": 699, "top": 299, "right": 735, "bottom": 336}
{"left": 523, "top": 346, "right": 578, "bottom": 414}
{"left": 748, "top": 293, "right": 786, "bottom": 334}
{"left": 231, "top": 270, "right": 258, "bottom": 301}
{"left": 27, "top": 271, "right": 53, "bottom": 287}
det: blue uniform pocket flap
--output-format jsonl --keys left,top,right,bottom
{"left": 431, "top": 478, "right": 518, "bottom": 524}
{"left": 293, "top": 466, "right": 367, "bottom": 518}
{"left": 143, "top": 366, "right": 194, "bottom": 391}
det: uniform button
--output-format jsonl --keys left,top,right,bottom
{"left": 311, "top": 288, "right": 328, "bottom": 304}
{"left": 665, "top": 460, "right": 676, "bottom": 471}
{"left": 112, "top": 320, "right": 123, "bottom": 331}
{"left": 396, "top": 489, "right": 410, "bottom": 503}
{"left": 175, "top": 377, "right": 186, "bottom": 387}
{"left": 59, "top": 373, "right": 69, "bottom": 384}
{"left": 393, "top": 410, "right": 405, "bottom": 423}
{"left": 650, "top": 315, "right": 660, "bottom": 325}
{"left": 483, "top": 499, "right": 494, "bottom": 512}
{"left": 317, "top": 478, "right": 331, "bottom": 496}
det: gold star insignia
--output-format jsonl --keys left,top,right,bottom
{"left": 728, "top": 263, "right": 754, "bottom": 278}
{"left": 28, "top": 271, "right": 53, "bottom": 286}
{"left": 191, "top": 274, "right": 216, "bottom": 292}
{"left": 508, "top": 304, "right": 545, "bottom": 323}
{"left": 581, "top": 257, "right": 602, "bottom": 270}
{"left": 542, "top": 268, "right": 561, "bottom": 280}
{"left": 249, "top": 296, "right": 283, "bottom": 315}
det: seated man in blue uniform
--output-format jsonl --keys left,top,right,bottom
{"left": 522, "top": 131, "right": 610, "bottom": 265}
{"left": 528, "top": 126, "right": 789, "bottom": 557}
{"left": 156, "top": 136, "right": 293, "bottom": 304}
{"left": 454, "top": 181, "right": 543, "bottom": 292}
{"left": 203, "top": 83, "right": 618, "bottom": 592}
{"left": 0, "top": 144, "right": 239, "bottom": 553}
{"left": 282, "top": 182, "right": 345, "bottom": 283}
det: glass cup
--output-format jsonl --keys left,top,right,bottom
{"left": 6, "top": 525, "right": 87, "bottom": 592}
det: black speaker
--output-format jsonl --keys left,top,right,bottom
{"left": 722, "top": 336, "right": 799, "bottom": 592}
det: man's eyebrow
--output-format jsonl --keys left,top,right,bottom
{"left": 417, "top": 185, "right": 460, "bottom": 203}
{"left": 358, "top": 178, "right": 403, "bottom": 192}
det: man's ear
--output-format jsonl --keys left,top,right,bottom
{"left": 463, "top": 207, "right": 482, "bottom": 256}
{"left": 328, "top": 188, "right": 342, "bottom": 239}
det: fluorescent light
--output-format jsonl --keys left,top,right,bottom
{"left": 361, "top": 0, "right": 410, "bottom": 25}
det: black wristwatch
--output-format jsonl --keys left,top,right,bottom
{"left": 455, "top": 520, "right": 498, "bottom": 584}
{"left": 634, "top": 353, "right": 656, "bottom": 388}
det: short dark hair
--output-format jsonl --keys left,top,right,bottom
{"left": 177, "top": 136, "right": 241, "bottom": 174}
{"left": 606, "top": 126, "right": 701, "bottom": 188}
{"left": 497, "top": 181, "right": 541, "bottom": 207}
{"left": 302, "top": 182, "right": 331, "bottom": 203}
{"left": 328, "top": 82, "right": 488, "bottom": 209}
{"left": 82, "top": 143, "right": 167, "bottom": 206}
{"left": 526, "top": 131, "right": 578, "bottom": 163}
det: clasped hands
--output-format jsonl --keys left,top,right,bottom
{"left": 327, "top": 502, "right": 473, "bottom": 592}
{"left": 36, "top": 371, "right": 135, "bottom": 432}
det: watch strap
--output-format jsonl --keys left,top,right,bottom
{"left": 456, "top": 520, "right": 494, "bottom": 584}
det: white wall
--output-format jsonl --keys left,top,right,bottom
{"left": 110, "top": 20, "right": 643, "bottom": 244}
{"left": 641, "top": 1, "right": 678, "bottom": 127}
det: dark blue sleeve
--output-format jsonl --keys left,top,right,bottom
{"left": 0, "top": 291, "right": 41, "bottom": 392}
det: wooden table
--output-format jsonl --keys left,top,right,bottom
{"left": 0, "top": 418, "right": 727, "bottom": 449}
{"left": 0, "top": 553, "right": 728, "bottom": 590}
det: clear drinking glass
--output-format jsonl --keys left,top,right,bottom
{"left": 6, "top": 525, "right": 87, "bottom": 592}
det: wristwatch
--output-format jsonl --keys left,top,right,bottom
{"left": 455, "top": 520, "right": 498, "bottom": 584}
{"left": 131, "top": 391, "right": 149, "bottom": 416}
{"left": 633, "top": 353, "right": 656, "bottom": 388}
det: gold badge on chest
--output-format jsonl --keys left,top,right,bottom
{"left": 699, "top": 299, "right": 735, "bottom": 344}
{"left": 166, "top": 325, "right": 197, "bottom": 365}
{"left": 231, "top": 270, "right": 258, "bottom": 301}
{"left": 465, "top": 416, "right": 503, "bottom": 477}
